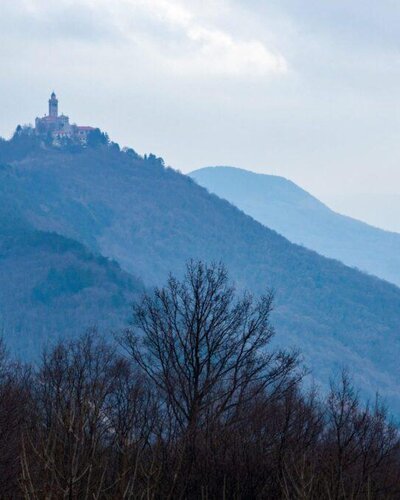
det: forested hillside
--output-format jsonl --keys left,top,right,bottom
{"left": 191, "top": 166, "right": 400, "bottom": 287}
{"left": 0, "top": 209, "right": 142, "bottom": 358}
{"left": 0, "top": 134, "right": 400, "bottom": 411}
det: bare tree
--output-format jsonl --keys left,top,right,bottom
{"left": 121, "top": 261, "right": 300, "bottom": 496}
{"left": 123, "top": 262, "right": 298, "bottom": 429}
{"left": 0, "top": 339, "right": 31, "bottom": 497}
{"left": 20, "top": 331, "right": 128, "bottom": 499}
{"left": 105, "top": 364, "right": 160, "bottom": 499}
{"left": 321, "top": 371, "right": 400, "bottom": 500}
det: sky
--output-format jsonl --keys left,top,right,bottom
{"left": 1, "top": 0, "right": 400, "bottom": 231}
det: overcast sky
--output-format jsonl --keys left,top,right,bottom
{"left": 1, "top": 0, "right": 400, "bottom": 231}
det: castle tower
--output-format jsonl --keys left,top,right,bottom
{"left": 48, "top": 92, "right": 58, "bottom": 118}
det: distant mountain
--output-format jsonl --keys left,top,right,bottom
{"left": 190, "top": 166, "right": 400, "bottom": 287}
{"left": 0, "top": 215, "right": 142, "bottom": 359}
{"left": 1, "top": 136, "right": 400, "bottom": 412}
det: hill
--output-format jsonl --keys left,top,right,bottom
{"left": 0, "top": 210, "right": 143, "bottom": 358}
{"left": 0, "top": 136, "right": 400, "bottom": 411}
{"left": 190, "top": 166, "right": 400, "bottom": 287}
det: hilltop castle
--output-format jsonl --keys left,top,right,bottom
{"left": 35, "top": 92, "right": 94, "bottom": 143}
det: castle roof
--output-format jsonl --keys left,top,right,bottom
{"left": 37, "top": 115, "right": 59, "bottom": 122}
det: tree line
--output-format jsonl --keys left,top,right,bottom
{"left": 0, "top": 261, "right": 399, "bottom": 499}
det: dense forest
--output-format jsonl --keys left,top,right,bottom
{"left": 0, "top": 129, "right": 400, "bottom": 413}
{"left": 0, "top": 221, "right": 143, "bottom": 358}
{"left": 0, "top": 262, "right": 399, "bottom": 499}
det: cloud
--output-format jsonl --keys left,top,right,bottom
{"left": 162, "top": 22, "right": 287, "bottom": 77}
{"left": 0, "top": 0, "right": 122, "bottom": 43}
{"left": 125, "top": 0, "right": 288, "bottom": 77}
{"left": 1, "top": 0, "right": 287, "bottom": 79}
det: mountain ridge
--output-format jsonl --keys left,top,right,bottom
{"left": 190, "top": 166, "right": 400, "bottom": 286}
{"left": 0, "top": 136, "right": 399, "bottom": 412}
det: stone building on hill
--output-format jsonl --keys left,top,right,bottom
{"left": 35, "top": 92, "right": 95, "bottom": 144}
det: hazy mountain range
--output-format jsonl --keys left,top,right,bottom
{"left": 0, "top": 135, "right": 400, "bottom": 412}
{"left": 190, "top": 166, "right": 400, "bottom": 287}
